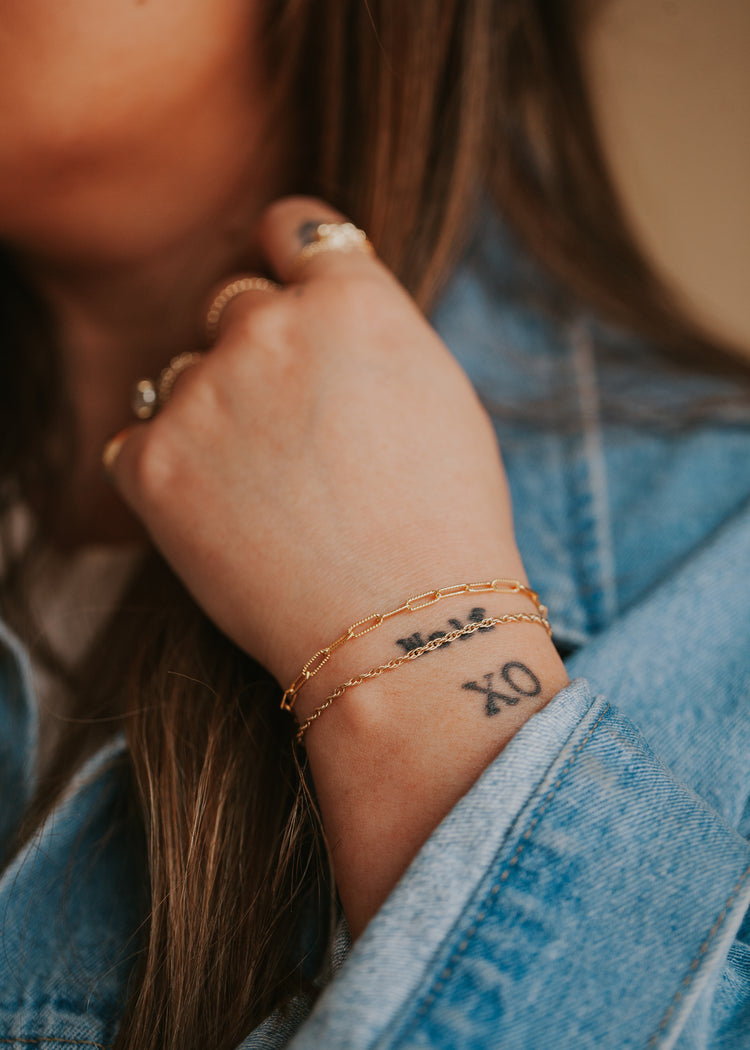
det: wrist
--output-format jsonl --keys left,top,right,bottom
{"left": 261, "top": 543, "right": 530, "bottom": 688}
{"left": 286, "top": 586, "right": 565, "bottom": 737}
{"left": 282, "top": 574, "right": 567, "bottom": 940}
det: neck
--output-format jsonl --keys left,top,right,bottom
{"left": 22, "top": 205, "right": 268, "bottom": 421}
{"left": 14, "top": 145, "right": 287, "bottom": 548}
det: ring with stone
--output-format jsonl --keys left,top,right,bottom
{"left": 293, "top": 222, "right": 374, "bottom": 274}
{"left": 131, "top": 351, "right": 205, "bottom": 421}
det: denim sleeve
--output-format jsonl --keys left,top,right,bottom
{"left": 0, "top": 620, "right": 36, "bottom": 853}
{"left": 286, "top": 679, "right": 750, "bottom": 1050}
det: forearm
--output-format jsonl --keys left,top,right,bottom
{"left": 294, "top": 590, "right": 569, "bottom": 937}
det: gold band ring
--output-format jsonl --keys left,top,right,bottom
{"left": 101, "top": 428, "right": 132, "bottom": 476}
{"left": 156, "top": 351, "right": 205, "bottom": 405}
{"left": 131, "top": 351, "right": 205, "bottom": 421}
{"left": 205, "top": 276, "right": 280, "bottom": 344}
{"left": 293, "top": 222, "right": 374, "bottom": 275}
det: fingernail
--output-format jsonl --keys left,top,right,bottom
{"left": 101, "top": 428, "right": 131, "bottom": 478}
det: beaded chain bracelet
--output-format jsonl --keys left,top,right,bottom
{"left": 294, "top": 610, "right": 551, "bottom": 744}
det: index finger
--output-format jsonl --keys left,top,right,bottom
{"left": 256, "top": 196, "right": 387, "bottom": 286}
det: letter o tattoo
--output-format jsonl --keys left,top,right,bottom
{"left": 501, "top": 661, "right": 541, "bottom": 697}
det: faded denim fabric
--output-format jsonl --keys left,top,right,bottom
{"left": 2, "top": 217, "right": 750, "bottom": 1049}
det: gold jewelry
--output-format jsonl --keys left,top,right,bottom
{"left": 101, "top": 428, "right": 132, "bottom": 476}
{"left": 131, "top": 379, "right": 159, "bottom": 421}
{"left": 293, "top": 222, "right": 374, "bottom": 273}
{"left": 280, "top": 579, "right": 548, "bottom": 712}
{"left": 131, "top": 352, "right": 205, "bottom": 421}
{"left": 205, "top": 277, "right": 280, "bottom": 343}
{"left": 295, "top": 613, "right": 550, "bottom": 744}
{"left": 156, "top": 351, "right": 204, "bottom": 404}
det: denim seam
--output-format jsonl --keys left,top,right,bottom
{"left": 570, "top": 321, "right": 617, "bottom": 631}
{"left": 0, "top": 1040, "right": 111, "bottom": 1048}
{"left": 647, "top": 860, "right": 750, "bottom": 1048}
{"left": 396, "top": 701, "right": 611, "bottom": 1037}
{"left": 561, "top": 328, "right": 604, "bottom": 639}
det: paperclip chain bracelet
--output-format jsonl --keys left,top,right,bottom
{"left": 280, "top": 578, "right": 547, "bottom": 713}
{"left": 295, "top": 611, "right": 551, "bottom": 744}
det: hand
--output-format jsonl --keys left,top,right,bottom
{"left": 108, "top": 197, "right": 569, "bottom": 934}
{"left": 107, "top": 197, "right": 525, "bottom": 688}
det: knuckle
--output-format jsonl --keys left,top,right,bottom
{"left": 129, "top": 424, "right": 180, "bottom": 505}
{"left": 232, "top": 295, "right": 288, "bottom": 347}
{"left": 165, "top": 359, "right": 205, "bottom": 404}
{"left": 327, "top": 271, "right": 391, "bottom": 323}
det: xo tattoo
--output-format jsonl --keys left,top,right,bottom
{"left": 462, "top": 661, "right": 542, "bottom": 716}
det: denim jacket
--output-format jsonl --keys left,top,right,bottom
{"left": 2, "top": 216, "right": 749, "bottom": 1049}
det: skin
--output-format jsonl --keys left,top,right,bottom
{"left": 0, "top": 0, "right": 287, "bottom": 544}
{"left": 111, "top": 200, "right": 570, "bottom": 934}
{"left": 3, "top": 4, "right": 568, "bottom": 936}
{"left": 0, "top": 0, "right": 271, "bottom": 262}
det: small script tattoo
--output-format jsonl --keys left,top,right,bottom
{"left": 462, "top": 661, "right": 541, "bottom": 716}
{"left": 396, "top": 607, "right": 494, "bottom": 655}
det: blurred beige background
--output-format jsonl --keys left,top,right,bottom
{"left": 581, "top": 0, "right": 750, "bottom": 354}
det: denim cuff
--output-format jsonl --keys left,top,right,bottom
{"left": 0, "top": 618, "right": 37, "bottom": 850}
{"left": 288, "top": 679, "right": 750, "bottom": 1050}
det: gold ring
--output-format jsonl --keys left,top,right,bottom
{"left": 101, "top": 428, "right": 132, "bottom": 476}
{"left": 293, "top": 222, "right": 374, "bottom": 275}
{"left": 156, "top": 352, "right": 205, "bottom": 404}
{"left": 205, "top": 276, "right": 280, "bottom": 343}
{"left": 131, "top": 352, "right": 205, "bottom": 421}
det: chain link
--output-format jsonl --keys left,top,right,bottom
{"left": 280, "top": 578, "right": 547, "bottom": 711}
{"left": 295, "top": 611, "right": 551, "bottom": 743}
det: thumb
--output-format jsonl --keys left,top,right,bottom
{"left": 101, "top": 423, "right": 156, "bottom": 517}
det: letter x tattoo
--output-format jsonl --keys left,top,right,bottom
{"left": 462, "top": 661, "right": 541, "bottom": 716}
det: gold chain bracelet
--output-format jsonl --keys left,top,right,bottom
{"left": 280, "top": 578, "right": 547, "bottom": 713}
{"left": 295, "top": 611, "right": 551, "bottom": 743}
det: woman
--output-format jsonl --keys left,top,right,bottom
{"left": 1, "top": 2, "right": 749, "bottom": 1049}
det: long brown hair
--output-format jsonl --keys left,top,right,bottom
{"left": 2, "top": 3, "right": 748, "bottom": 1049}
